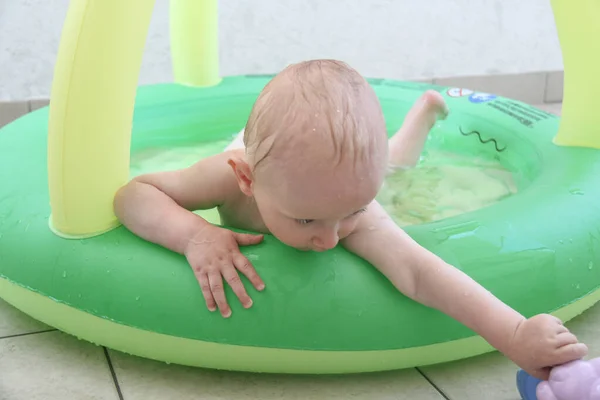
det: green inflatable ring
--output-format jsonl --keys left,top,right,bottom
{"left": 1, "top": 76, "right": 600, "bottom": 373}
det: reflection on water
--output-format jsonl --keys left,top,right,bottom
{"left": 377, "top": 150, "right": 517, "bottom": 227}
{"left": 130, "top": 140, "right": 233, "bottom": 178}
{"left": 130, "top": 141, "right": 517, "bottom": 228}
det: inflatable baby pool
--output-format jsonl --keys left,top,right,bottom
{"left": 0, "top": 0, "right": 599, "bottom": 374}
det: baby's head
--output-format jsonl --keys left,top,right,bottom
{"left": 229, "top": 60, "right": 388, "bottom": 251}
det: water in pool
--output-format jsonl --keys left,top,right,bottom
{"left": 377, "top": 150, "right": 516, "bottom": 226}
{"left": 130, "top": 138, "right": 517, "bottom": 227}
{"left": 130, "top": 139, "right": 234, "bottom": 177}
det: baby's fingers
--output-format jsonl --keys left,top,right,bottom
{"left": 221, "top": 264, "right": 253, "bottom": 309}
{"left": 529, "top": 367, "right": 552, "bottom": 382}
{"left": 197, "top": 272, "right": 217, "bottom": 312}
{"left": 553, "top": 342, "right": 588, "bottom": 366}
{"left": 555, "top": 331, "right": 579, "bottom": 348}
{"left": 234, "top": 254, "right": 265, "bottom": 291}
{"left": 208, "top": 271, "right": 231, "bottom": 318}
{"left": 234, "top": 232, "right": 264, "bottom": 246}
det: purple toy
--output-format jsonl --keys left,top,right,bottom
{"left": 536, "top": 358, "right": 600, "bottom": 400}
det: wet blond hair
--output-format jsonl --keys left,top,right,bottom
{"left": 243, "top": 59, "right": 388, "bottom": 175}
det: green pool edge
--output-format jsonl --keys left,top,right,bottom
{"left": 2, "top": 276, "right": 598, "bottom": 373}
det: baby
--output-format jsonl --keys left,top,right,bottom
{"left": 114, "top": 59, "right": 586, "bottom": 380}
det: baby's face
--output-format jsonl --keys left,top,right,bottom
{"left": 251, "top": 159, "right": 383, "bottom": 251}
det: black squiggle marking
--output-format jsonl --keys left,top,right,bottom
{"left": 459, "top": 126, "right": 506, "bottom": 152}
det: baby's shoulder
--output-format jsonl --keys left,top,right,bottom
{"left": 166, "top": 149, "right": 245, "bottom": 211}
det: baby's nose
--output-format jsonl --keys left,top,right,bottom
{"left": 313, "top": 228, "right": 339, "bottom": 250}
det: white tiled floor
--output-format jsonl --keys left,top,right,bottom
{"left": 3, "top": 102, "right": 598, "bottom": 400}
{"left": 109, "top": 351, "right": 444, "bottom": 400}
{"left": 0, "top": 330, "right": 120, "bottom": 400}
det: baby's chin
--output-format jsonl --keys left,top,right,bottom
{"left": 292, "top": 244, "right": 332, "bottom": 253}
{"left": 268, "top": 234, "right": 308, "bottom": 251}
{"left": 285, "top": 242, "right": 311, "bottom": 252}
{"left": 281, "top": 240, "right": 313, "bottom": 252}
{"left": 297, "top": 247, "right": 326, "bottom": 253}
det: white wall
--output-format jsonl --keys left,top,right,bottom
{"left": 0, "top": 0, "right": 563, "bottom": 101}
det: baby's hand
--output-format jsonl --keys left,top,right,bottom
{"left": 507, "top": 314, "right": 588, "bottom": 380}
{"left": 184, "top": 224, "right": 265, "bottom": 318}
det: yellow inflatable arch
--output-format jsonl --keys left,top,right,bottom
{"left": 47, "top": 0, "right": 220, "bottom": 238}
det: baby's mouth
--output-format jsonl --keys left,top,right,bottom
{"left": 311, "top": 246, "right": 328, "bottom": 252}
{"left": 293, "top": 246, "right": 312, "bottom": 252}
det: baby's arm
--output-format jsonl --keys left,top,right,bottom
{"left": 341, "top": 201, "right": 587, "bottom": 379}
{"left": 341, "top": 201, "right": 523, "bottom": 351}
{"left": 114, "top": 151, "right": 265, "bottom": 317}
{"left": 115, "top": 152, "right": 231, "bottom": 252}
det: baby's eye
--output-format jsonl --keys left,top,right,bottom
{"left": 347, "top": 208, "right": 367, "bottom": 218}
{"left": 296, "top": 219, "right": 314, "bottom": 225}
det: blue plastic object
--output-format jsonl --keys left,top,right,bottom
{"left": 517, "top": 369, "right": 542, "bottom": 400}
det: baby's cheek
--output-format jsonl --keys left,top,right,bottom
{"left": 269, "top": 221, "right": 306, "bottom": 247}
{"left": 338, "top": 220, "right": 358, "bottom": 240}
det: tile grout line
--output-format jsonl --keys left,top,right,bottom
{"left": 103, "top": 347, "right": 125, "bottom": 400}
{"left": 0, "top": 328, "right": 57, "bottom": 340}
{"left": 543, "top": 71, "right": 550, "bottom": 104}
{"left": 415, "top": 367, "right": 451, "bottom": 400}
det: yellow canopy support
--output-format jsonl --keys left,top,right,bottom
{"left": 47, "top": 0, "right": 221, "bottom": 238}
{"left": 171, "top": 0, "right": 221, "bottom": 87}
{"left": 551, "top": 0, "right": 600, "bottom": 149}
{"left": 47, "top": 0, "right": 156, "bottom": 238}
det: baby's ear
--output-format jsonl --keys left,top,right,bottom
{"left": 227, "top": 156, "right": 254, "bottom": 196}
